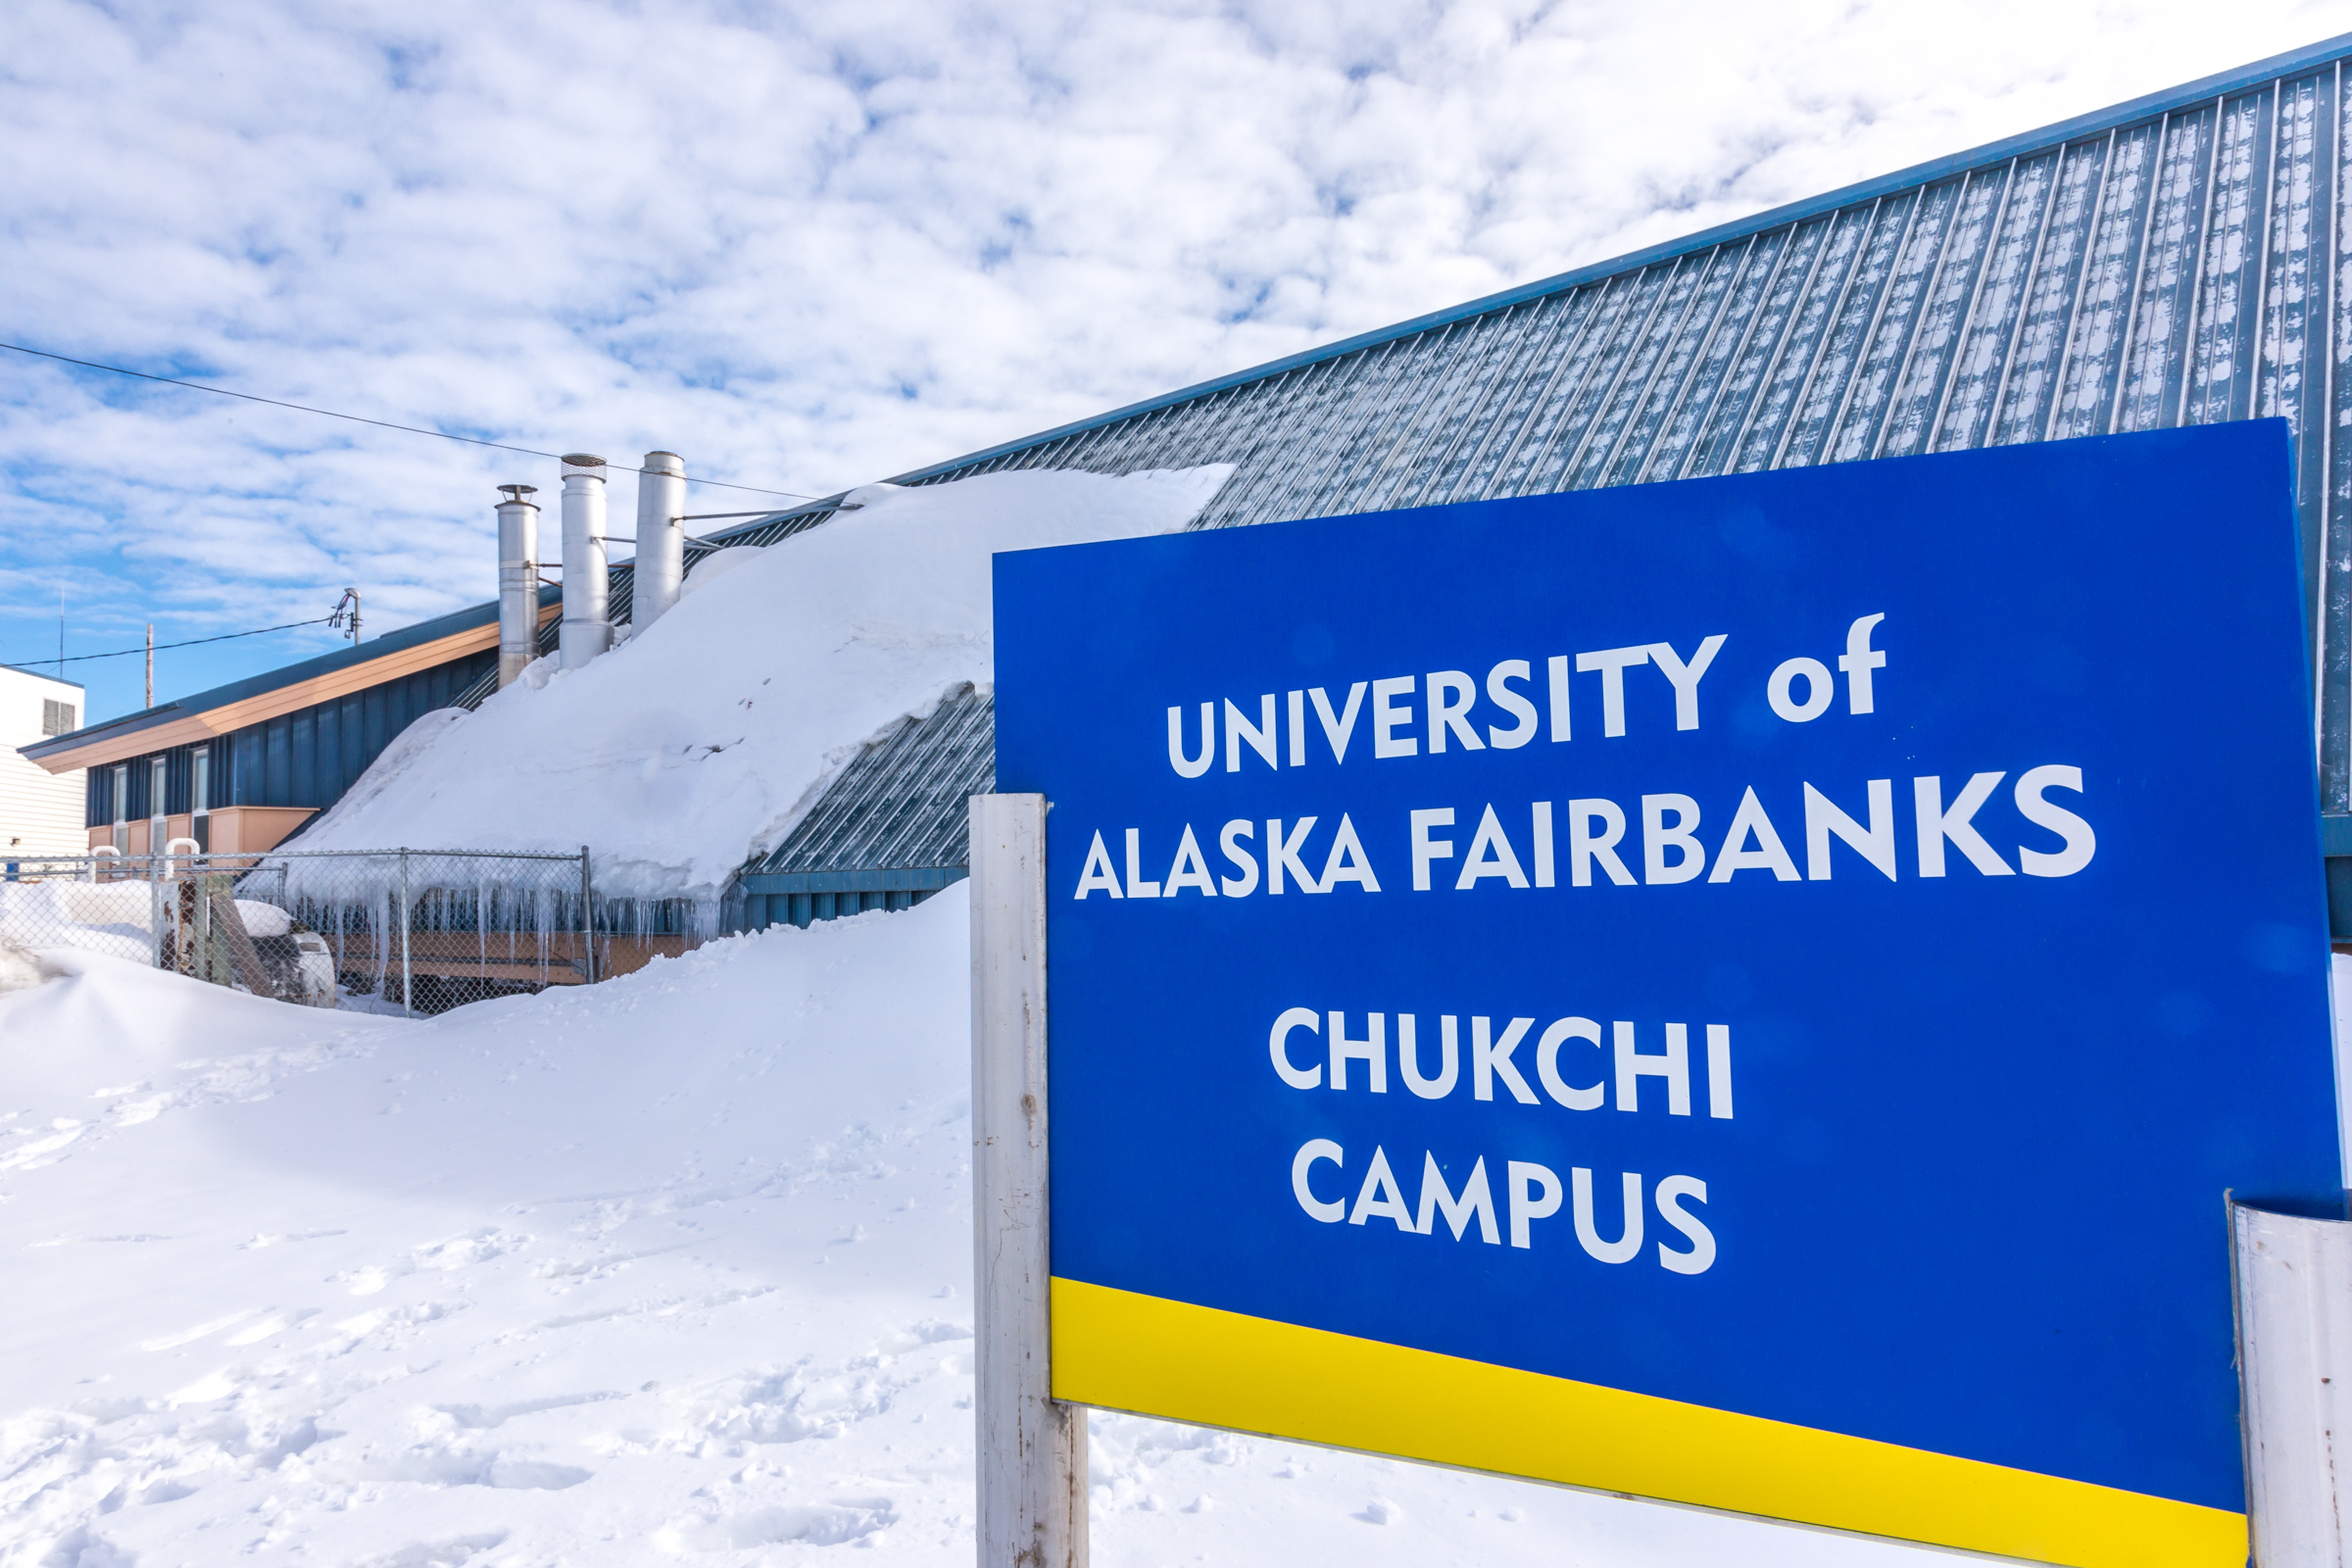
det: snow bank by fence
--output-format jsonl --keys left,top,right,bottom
{"left": 0, "top": 878, "right": 162, "bottom": 964}
{"left": 0, "top": 851, "right": 613, "bottom": 1013}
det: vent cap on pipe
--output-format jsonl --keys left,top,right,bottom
{"left": 561, "top": 454, "right": 607, "bottom": 473}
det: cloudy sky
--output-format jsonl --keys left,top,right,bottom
{"left": 5, "top": 0, "right": 2350, "bottom": 720}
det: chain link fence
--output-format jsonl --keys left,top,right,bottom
{"left": 0, "top": 848, "right": 697, "bottom": 1015}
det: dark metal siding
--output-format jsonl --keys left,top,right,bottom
{"left": 85, "top": 649, "right": 495, "bottom": 830}
{"left": 229, "top": 649, "right": 494, "bottom": 811}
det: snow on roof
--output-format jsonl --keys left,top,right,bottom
{"left": 286, "top": 466, "right": 1232, "bottom": 901}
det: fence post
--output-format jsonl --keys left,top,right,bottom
{"left": 397, "top": 848, "right": 413, "bottom": 1019}
{"left": 579, "top": 846, "right": 595, "bottom": 984}
{"left": 969, "top": 793, "right": 1085, "bottom": 1568}
{"left": 149, "top": 843, "right": 166, "bottom": 970}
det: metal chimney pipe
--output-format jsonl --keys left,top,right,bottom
{"left": 495, "top": 484, "right": 540, "bottom": 688}
{"left": 560, "top": 455, "right": 611, "bottom": 669}
{"left": 634, "top": 451, "right": 688, "bottom": 629}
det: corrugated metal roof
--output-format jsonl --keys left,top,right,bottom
{"left": 742, "top": 683, "right": 993, "bottom": 876}
{"left": 888, "top": 29, "right": 2352, "bottom": 489}
{"left": 508, "top": 36, "right": 2352, "bottom": 889}
{"left": 896, "top": 42, "right": 2352, "bottom": 818}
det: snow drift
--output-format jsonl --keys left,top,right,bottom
{"left": 0, "top": 895, "right": 1960, "bottom": 1567}
{"left": 0, "top": 457, "right": 1969, "bottom": 1564}
{"left": 289, "top": 467, "right": 1233, "bottom": 900}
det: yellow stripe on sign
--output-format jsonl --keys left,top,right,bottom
{"left": 1051, "top": 1277, "right": 2243, "bottom": 1568}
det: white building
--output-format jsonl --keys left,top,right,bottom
{"left": 0, "top": 663, "right": 86, "bottom": 858}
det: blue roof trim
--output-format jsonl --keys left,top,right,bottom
{"left": 888, "top": 31, "right": 2352, "bottom": 486}
{"left": 740, "top": 866, "right": 967, "bottom": 895}
{"left": 22, "top": 584, "right": 560, "bottom": 762}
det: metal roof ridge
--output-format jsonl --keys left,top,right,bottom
{"left": 885, "top": 29, "right": 2352, "bottom": 486}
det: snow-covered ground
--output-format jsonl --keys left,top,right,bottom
{"left": 0, "top": 467, "right": 2005, "bottom": 1561}
{"left": 289, "top": 467, "right": 1234, "bottom": 902}
{"left": 0, "top": 887, "right": 1973, "bottom": 1567}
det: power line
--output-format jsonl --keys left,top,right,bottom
{"left": 0, "top": 341, "right": 820, "bottom": 502}
{"left": 2, "top": 615, "right": 336, "bottom": 668}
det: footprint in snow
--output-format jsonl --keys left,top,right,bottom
{"left": 658, "top": 1499, "right": 896, "bottom": 1550}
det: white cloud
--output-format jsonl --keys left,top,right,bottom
{"left": 2, "top": 0, "right": 2345, "bottom": 715}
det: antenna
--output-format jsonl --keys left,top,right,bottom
{"left": 327, "top": 587, "right": 363, "bottom": 646}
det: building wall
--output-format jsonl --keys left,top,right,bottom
{"left": 81, "top": 650, "right": 495, "bottom": 834}
{"left": 0, "top": 666, "right": 87, "bottom": 856}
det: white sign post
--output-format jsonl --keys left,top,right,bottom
{"left": 970, "top": 793, "right": 1087, "bottom": 1568}
{"left": 2233, "top": 1200, "right": 2352, "bottom": 1565}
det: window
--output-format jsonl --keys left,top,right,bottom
{"left": 110, "top": 765, "right": 126, "bottom": 824}
{"left": 40, "top": 699, "right": 74, "bottom": 736}
{"left": 149, "top": 758, "right": 167, "bottom": 828}
{"left": 192, "top": 747, "right": 210, "bottom": 816}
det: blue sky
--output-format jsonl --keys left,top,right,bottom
{"left": 4, "top": 0, "right": 2347, "bottom": 723}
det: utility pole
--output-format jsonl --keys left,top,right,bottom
{"left": 144, "top": 624, "right": 153, "bottom": 709}
{"left": 328, "top": 587, "right": 363, "bottom": 646}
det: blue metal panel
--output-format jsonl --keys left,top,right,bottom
{"left": 1782, "top": 189, "right": 1921, "bottom": 466}
{"left": 165, "top": 744, "right": 190, "bottom": 815}
{"left": 1986, "top": 141, "right": 2110, "bottom": 446}
{"left": 384, "top": 677, "right": 411, "bottom": 742}
{"left": 748, "top": 886, "right": 942, "bottom": 931}
{"left": 1934, "top": 151, "right": 2063, "bottom": 452}
{"left": 739, "top": 866, "right": 967, "bottom": 896}
{"left": 1685, "top": 217, "right": 1835, "bottom": 475}
{"left": 2263, "top": 72, "right": 2335, "bottom": 607}
{"left": 264, "top": 716, "right": 290, "bottom": 805}
{"left": 290, "top": 706, "right": 317, "bottom": 808}
{"left": 1641, "top": 229, "right": 1789, "bottom": 481}
{"left": 2184, "top": 91, "right": 2276, "bottom": 429}
{"left": 316, "top": 697, "right": 342, "bottom": 802}
{"left": 1828, "top": 179, "right": 1961, "bottom": 461}
{"left": 2116, "top": 105, "right": 2220, "bottom": 433}
{"left": 363, "top": 683, "right": 387, "bottom": 761}
{"left": 340, "top": 693, "right": 367, "bottom": 794}
{"left": 232, "top": 729, "right": 258, "bottom": 808}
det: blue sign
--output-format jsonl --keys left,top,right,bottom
{"left": 993, "top": 421, "right": 2337, "bottom": 1568}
